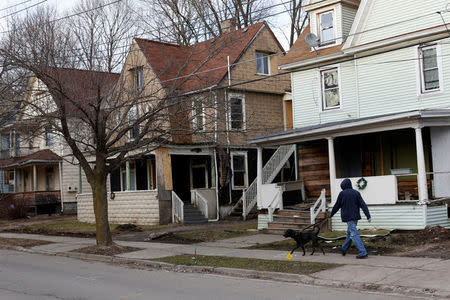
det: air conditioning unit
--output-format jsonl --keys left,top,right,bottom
{"left": 67, "top": 186, "right": 78, "bottom": 193}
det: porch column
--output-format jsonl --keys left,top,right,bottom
{"left": 126, "top": 160, "right": 131, "bottom": 191}
{"left": 33, "top": 165, "right": 37, "bottom": 191}
{"left": 13, "top": 168, "right": 16, "bottom": 193}
{"left": 327, "top": 137, "right": 337, "bottom": 201}
{"left": 78, "top": 164, "right": 82, "bottom": 194}
{"left": 257, "top": 146, "right": 263, "bottom": 207}
{"left": 415, "top": 127, "right": 428, "bottom": 204}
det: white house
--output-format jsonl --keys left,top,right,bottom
{"left": 250, "top": 0, "right": 450, "bottom": 231}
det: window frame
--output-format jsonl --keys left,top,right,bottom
{"left": 318, "top": 10, "right": 336, "bottom": 46}
{"left": 417, "top": 43, "right": 443, "bottom": 95}
{"left": 135, "top": 67, "right": 144, "bottom": 92}
{"left": 256, "top": 52, "right": 270, "bottom": 75}
{"left": 230, "top": 151, "right": 248, "bottom": 190}
{"left": 192, "top": 98, "right": 206, "bottom": 132}
{"left": 128, "top": 106, "right": 140, "bottom": 140}
{"left": 44, "top": 126, "right": 53, "bottom": 147}
{"left": 319, "top": 66, "right": 342, "bottom": 111}
{"left": 227, "top": 93, "right": 246, "bottom": 131}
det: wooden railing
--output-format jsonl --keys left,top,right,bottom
{"left": 191, "top": 190, "right": 208, "bottom": 220}
{"left": 310, "top": 189, "right": 326, "bottom": 224}
{"left": 10, "top": 191, "right": 60, "bottom": 206}
{"left": 171, "top": 191, "right": 184, "bottom": 223}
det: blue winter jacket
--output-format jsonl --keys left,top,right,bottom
{"left": 330, "top": 178, "right": 371, "bottom": 222}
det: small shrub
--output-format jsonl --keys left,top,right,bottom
{"left": 1, "top": 196, "right": 29, "bottom": 219}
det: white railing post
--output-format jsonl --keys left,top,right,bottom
{"left": 242, "top": 191, "right": 247, "bottom": 220}
{"left": 415, "top": 127, "right": 428, "bottom": 204}
{"left": 310, "top": 189, "right": 326, "bottom": 224}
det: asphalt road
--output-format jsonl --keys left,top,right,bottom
{"left": 0, "top": 250, "right": 423, "bottom": 300}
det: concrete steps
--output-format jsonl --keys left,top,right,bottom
{"left": 183, "top": 204, "right": 208, "bottom": 224}
{"left": 262, "top": 209, "right": 327, "bottom": 234}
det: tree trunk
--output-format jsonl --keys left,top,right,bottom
{"left": 91, "top": 172, "right": 113, "bottom": 246}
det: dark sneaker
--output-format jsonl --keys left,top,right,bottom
{"left": 356, "top": 254, "right": 368, "bottom": 259}
{"left": 337, "top": 247, "right": 346, "bottom": 256}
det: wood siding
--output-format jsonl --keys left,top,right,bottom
{"left": 298, "top": 140, "right": 330, "bottom": 198}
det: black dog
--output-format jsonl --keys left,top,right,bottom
{"left": 283, "top": 227, "right": 325, "bottom": 256}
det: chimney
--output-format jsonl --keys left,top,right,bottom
{"left": 221, "top": 19, "right": 237, "bottom": 33}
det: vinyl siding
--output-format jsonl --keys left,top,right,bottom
{"left": 357, "top": 0, "right": 448, "bottom": 46}
{"left": 426, "top": 205, "right": 450, "bottom": 228}
{"left": 291, "top": 38, "right": 450, "bottom": 128}
{"left": 330, "top": 204, "right": 426, "bottom": 230}
{"left": 341, "top": 5, "right": 357, "bottom": 39}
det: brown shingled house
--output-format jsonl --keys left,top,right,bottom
{"left": 101, "top": 21, "right": 293, "bottom": 223}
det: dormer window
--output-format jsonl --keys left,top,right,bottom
{"left": 256, "top": 52, "right": 270, "bottom": 75}
{"left": 319, "top": 11, "right": 334, "bottom": 45}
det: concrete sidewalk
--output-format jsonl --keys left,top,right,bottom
{"left": 1, "top": 232, "right": 449, "bottom": 299}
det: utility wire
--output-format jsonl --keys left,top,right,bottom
{"left": 0, "top": 0, "right": 47, "bottom": 20}
{"left": 0, "top": 0, "right": 33, "bottom": 12}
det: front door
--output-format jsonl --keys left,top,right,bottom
{"left": 190, "top": 157, "right": 208, "bottom": 189}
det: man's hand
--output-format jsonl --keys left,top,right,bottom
{"left": 368, "top": 218, "right": 371, "bottom": 223}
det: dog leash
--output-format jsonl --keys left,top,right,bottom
{"left": 299, "top": 215, "right": 330, "bottom": 232}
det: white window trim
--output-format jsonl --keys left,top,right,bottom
{"left": 256, "top": 52, "right": 270, "bottom": 75}
{"left": 227, "top": 93, "right": 246, "bottom": 131}
{"left": 192, "top": 99, "right": 206, "bottom": 132}
{"left": 416, "top": 43, "right": 444, "bottom": 96}
{"left": 120, "top": 163, "right": 136, "bottom": 191}
{"left": 318, "top": 66, "right": 342, "bottom": 112}
{"left": 317, "top": 9, "right": 337, "bottom": 48}
{"left": 230, "top": 151, "right": 248, "bottom": 190}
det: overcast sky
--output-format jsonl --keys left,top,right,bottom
{"left": 0, "top": 0, "right": 293, "bottom": 48}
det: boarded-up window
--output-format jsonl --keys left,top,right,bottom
{"left": 321, "top": 68, "right": 340, "bottom": 110}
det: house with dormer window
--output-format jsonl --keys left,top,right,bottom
{"left": 249, "top": 0, "right": 450, "bottom": 232}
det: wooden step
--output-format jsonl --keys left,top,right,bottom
{"left": 268, "top": 222, "right": 310, "bottom": 229}
{"left": 273, "top": 215, "right": 311, "bottom": 224}
{"left": 275, "top": 210, "right": 310, "bottom": 217}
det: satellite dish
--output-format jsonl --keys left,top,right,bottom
{"left": 305, "top": 33, "right": 319, "bottom": 48}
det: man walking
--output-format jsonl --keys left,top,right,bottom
{"left": 330, "top": 178, "right": 371, "bottom": 259}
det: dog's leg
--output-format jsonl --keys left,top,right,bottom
{"left": 290, "top": 244, "right": 300, "bottom": 254}
{"left": 310, "top": 245, "right": 316, "bottom": 255}
{"left": 301, "top": 244, "right": 306, "bottom": 256}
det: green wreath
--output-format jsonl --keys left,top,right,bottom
{"left": 356, "top": 177, "right": 367, "bottom": 190}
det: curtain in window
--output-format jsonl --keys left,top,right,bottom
{"left": 323, "top": 69, "right": 340, "bottom": 108}
{"left": 320, "top": 12, "right": 334, "bottom": 43}
{"left": 256, "top": 53, "right": 269, "bottom": 75}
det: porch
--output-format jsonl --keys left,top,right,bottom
{"left": 0, "top": 149, "right": 63, "bottom": 215}
{"left": 250, "top": 110, "right": 450, "bottom": 230}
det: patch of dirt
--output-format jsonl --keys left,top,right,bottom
{"left": 5, "top": 227, "right": 96, "bottom": 238}
{"left": 115, "top": 224, "right": 142, "bottom": 232}
{"left": 149, "top": 232, "right": 203, "bottom": 244}
{"left": 0, "top": 237, "right": 53, "bottom": 249}
{"left": 72, "top": 244, "right": 142, "bottom": 256}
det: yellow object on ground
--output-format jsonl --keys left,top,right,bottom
{"left": 286, "top": 253, "right": 293, "bottom": 260}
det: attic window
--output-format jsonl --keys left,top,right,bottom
{"left": 256, "top": 52, "right": 270, "bottom": 75}
{"left": 135, "top": 67, "right": 144, "bottom": 92}
{"left": 319, "top": 11, "right": 335, "bottom": 45}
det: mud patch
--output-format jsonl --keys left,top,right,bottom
{"left": 72, "top": 244, "right": 142, "bottom": 256}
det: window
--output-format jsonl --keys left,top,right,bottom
{"left": 45, "top": 167, "right": 54, "bottom": 191}
{"left": 192, "top": 98, "right": 205, "bottom": 131}
{"left": 45, "top": 126, "right": 53, "bottom": 146}
{"left": 419, "top": 45, "right": 442, "bottom": 93}
{"left": 135, "top": 67, "right": 144, "bottom": 91}
{"left": 321, "top": 68, "right": 340, "bottom": 110}
{"left": 256, "top": 52, "right": 269, "bottom": 75}
{"left": 231, "top": 152, "right": 248, "bottom": 189}
{"left": 28, "top": 131, "right": 34, "bottom": 149}
{"left": 128, "top": 106, "right": 139, "bottom": 140}
{"left": 228, "top": 94, "right": 245, "bottom": 130}
{"left": 121, "top": 162, "right": 136, "bottom": 191}
{"left": 319, "top": 11, "right": 334, "bottom": 45}
{"left": 1, "top": 133, "right": 10, "bottom": 150}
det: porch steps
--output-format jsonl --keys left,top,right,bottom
{"left": 229, "top": 201, "right": 257, "bottom": 219}
{"left": 183, "top": 204, "right": 208, "bottom": 224}
{"left": 262, "top": 209, "right": 327, "bottom": 234}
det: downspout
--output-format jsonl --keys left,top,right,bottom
{"left": 59, "top": 161, "right": 64, "bottom": 214}
{"left": 209, "top": 148, "right": 220, "bottom": 222}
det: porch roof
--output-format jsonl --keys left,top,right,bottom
{"left": 249, "top": 109, "right": 450, "bottom": 146}
{"left": 0, "top": 149, "right": 62, "bottom": 169}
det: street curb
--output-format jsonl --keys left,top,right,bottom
{"left": 7, "top": 246, "right": 450, "bottom": 299}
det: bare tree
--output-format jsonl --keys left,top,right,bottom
{"left": 286, "top": 0, "right": 308, "bottom": 47}
{"left": 68, "top": 0, "right": 138, "bottom": 72}
{"left": 140, "top": 0, "right": 274, "bottom": 45}
{"left": 0, "top": 6, "right": 229, "bottom": 246}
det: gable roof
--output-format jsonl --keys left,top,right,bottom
{"left": 35, "top": 68, "right": 120, "bottom": 118}
{"left": 0, "top": 149, "right": 62, "bottom": 169}
{"left": 134, "top": 22, "right": 266, "bottom": 94}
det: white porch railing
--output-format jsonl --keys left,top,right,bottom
{"left": 172, "top": 191, "right": 184, "bottom": 223}
{"left": 234, "top": 144, "right": 296, "bottom": 219}
{"left": 310, "top": 189, "right": 326, "bottom": 224}
{"left": 267, "top": 187, "right": 283, "bottom": 222}
{"left": 191, "top": 190, "right": 208, "bottom": 219}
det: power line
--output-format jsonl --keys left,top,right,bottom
{"left": 50, "top": 0, "right": 123, "bottom": 23}
{"left": 0, "top": 0, "right": 33, "bottom": 12}
{"left": 0, "top": 0, "right": 47, "bottom": 20}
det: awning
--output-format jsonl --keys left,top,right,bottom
{"left": 0, "top": 149, "right": 62, "bottom": 169}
